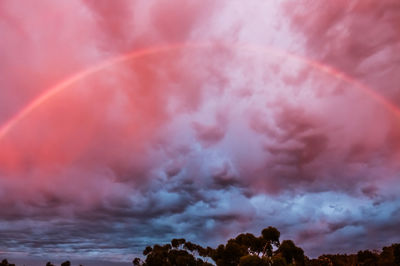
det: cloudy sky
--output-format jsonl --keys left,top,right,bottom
{"left": 1, "top": 0, "right": 400, "bottom": 265}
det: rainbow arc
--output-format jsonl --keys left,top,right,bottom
{"left": 0, "top": 42, "right": 398, "bottom": 141}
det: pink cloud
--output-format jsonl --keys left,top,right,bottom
{"left": 1, "top": 0, "right": 400, "bottom": 263}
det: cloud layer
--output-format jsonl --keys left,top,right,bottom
{"left": 1, "top": 0, "right": 400, "bottom": 264}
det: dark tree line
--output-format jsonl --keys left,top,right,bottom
{"left": 1, "top": 227, "right": 399, "bottom": 266}
{"left": 0, "top": 259, "right": 15, "bottom": 266}
{"left": 0, "top": 260, "right": 78, "bottom": 266}
{"left": 133, "top": 227, "right": 400, "bottom": 266}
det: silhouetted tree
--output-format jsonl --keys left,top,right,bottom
{"left": 61, "top": 261, "right": 71, "bottom": 266}
{"left": 171, "top": 238, "right": 186, "bottom": 249}
{"left": 235, "top": 233, "right": 263, "bottom": 255}
{"left": 135, "top": 242, "right": 212, "bottom": 266}
{"left": 212, "top": 240, "right": 248, "bottom": 266}
{"left": 133, "top": 257, "right": 142, "bottom": 265}
{"left": 311, "top": 254, "right": 357, "bottom": 266}
{"left": 379, "top": 246, "right": 394, "bottom": 266}
{"left": 239, "top": 254, "right": 268, "bottom": 266}
{"left": 143, "top": 246, "right": 153, "bottom": 256}
{"left": 261, "top": 226, "right": 280, "bottom": 257}
{"left": 271, "top": 254, "right": 287, "bottom": 266}
{"left": 46, "top": 262, "right": 55, "bottom": 266}
{"left": 0, "top": 259, "right": 15, "bottom": 266}
{"left": 357, "top": 250, "right": 378, "bottom": 266}
{"left": 277, "top": 240, "right": 304, "bottom": 265}
{"left": 394, "top": 244, "right": 400, "bottom": 266}
{"left": 134, "top": 226, "right": 400, "bottom": 266}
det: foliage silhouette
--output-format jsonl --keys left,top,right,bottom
{"left": 0, "top": 259, "right": 15, "bottom": 266}
{"left": 1, "top": 226, "right": 400, "bottom": 265}
{"left": 133, "top": 226, "right": 400, "bottom": 266}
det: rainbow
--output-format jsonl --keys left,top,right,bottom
{"left": 0, "top": 42, "right": 398, "bottom": 141}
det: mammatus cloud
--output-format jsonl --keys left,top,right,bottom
{"left": 0, "top": 0, "right": 400, "bottom": 265}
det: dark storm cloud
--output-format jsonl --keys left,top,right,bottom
{"left": 0, "top": 173, "right": 254, "bottom": 261}
{"left": 1, "top": 0, "right": 400, "bottom": 264}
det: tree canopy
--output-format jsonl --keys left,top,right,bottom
{"left": 1, "top": 226, "right": 400, "bottom": 266}
{"left": 133, "top": 226, "right": 400, "bottom": 266}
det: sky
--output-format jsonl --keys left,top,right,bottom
{"left": 0, "top": 0, "right": 400, "bottom": 265}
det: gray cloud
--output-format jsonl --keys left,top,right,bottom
{"left": 1, "top": 0, "right": 400, "bottom": 265}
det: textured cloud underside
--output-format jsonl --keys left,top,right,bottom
{"left": 0, "top": 0, "right": 400, "bottom": 263}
